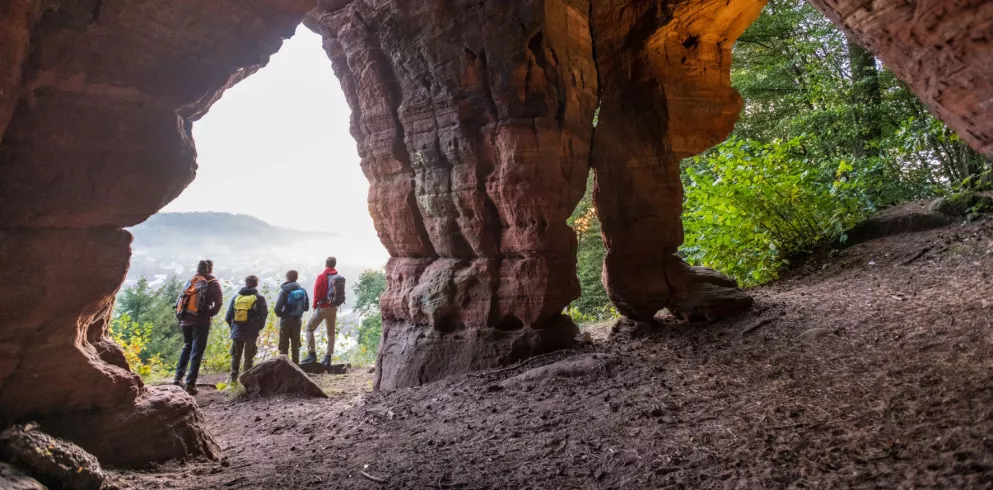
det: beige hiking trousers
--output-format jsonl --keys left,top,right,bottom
{"left": 305, "top": 305, "right": 338, "bottom": 356}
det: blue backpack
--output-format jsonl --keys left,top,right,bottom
{"left": 287, "top": 289, "right": 307, "bottom": 317}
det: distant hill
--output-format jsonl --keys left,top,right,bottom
{"left": 124, "top": 212, "right": 373, "bottom": 299}
{"left": 129, "top": 212, "right": 337, "bottom": 251}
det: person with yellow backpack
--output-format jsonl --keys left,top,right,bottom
{"left": 173, "top": 260, "right": 223, "bottom": 395}
{"left": 224, "top": 275, "right": 268, "bottom": 384}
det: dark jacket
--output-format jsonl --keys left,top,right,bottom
{"left": 274, "top": 281, "right": 309, "bottom": 318}
{"left": 225, "top": 287, "right": 268, "bottom": 340}
{"left": 179, "top": 274, "right": 223, "bottom": 327}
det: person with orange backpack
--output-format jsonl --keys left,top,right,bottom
{"left": 224, "top": 275, "right": 268, "bottom": 383}
{"left": 173, "top": 259, "right": 223, "bottom": 395}
{"left": 303, "top": 256, "right": 346, "bottom": 365}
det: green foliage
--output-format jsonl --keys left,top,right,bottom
{"left": 108, "top": 313, "right": 169, "bottom": 381}
{"left": 566, "top": 175, "right": 614, "bottom": 323}
{"left": 682, "top": 137, "right": 869, "bottom": 285}
{"left": 676, "top": 0, "right": 990, "bottom": 286}
{"left": 338, "top": 269, "right": 386, "bottom": 367}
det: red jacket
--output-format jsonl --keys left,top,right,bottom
{"left": 313, "top": 268, "right": 338, "bottom": 308}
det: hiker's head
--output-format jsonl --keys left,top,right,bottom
{"left": 286, "top": 270, "right": 299, "bottom": 282}
{"left": 326, "top": 256, "right": 337, "bottom": 269}
{"left": 245, "top": 275, "right": 259, "bottom": 288}
{"left": 197, "top": 259, "right": 213, "bottom": 275}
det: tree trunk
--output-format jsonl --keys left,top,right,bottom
{"left": 847, "top": 36, "right": 882, "bottom": 157}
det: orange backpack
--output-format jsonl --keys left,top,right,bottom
{"left": 175, "top": 275, "right": 214, "bottom": 319}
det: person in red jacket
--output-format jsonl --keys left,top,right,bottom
{"left": 303, "top": 256, "right": 343, "bottom": 365}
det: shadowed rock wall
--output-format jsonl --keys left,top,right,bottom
{"left": 0, "top": 0, "right": 312, "bottom": 465}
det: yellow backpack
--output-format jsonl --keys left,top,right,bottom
{"left": 233, "top": 294, "right": 259, "bottom": 323}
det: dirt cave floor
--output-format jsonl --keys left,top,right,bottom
{"left": 114, "top": 212, "right": 993, "bottom": 489}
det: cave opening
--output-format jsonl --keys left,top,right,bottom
{"left": 2, "top": 0, "right": 991, "bottom": 474}
{"left": 115, "top": 25, "right": 389, "bottom": 378}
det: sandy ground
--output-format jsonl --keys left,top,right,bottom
{"left": 112, "top": 212, "right": 993, "bottom": 489}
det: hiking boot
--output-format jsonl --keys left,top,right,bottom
{"left": 229, "top": 375, "right": 239, "bottom": 385}
{"left": 185, "top": 383, "right": 199, "bottom": 396}
{"left": 301, "top": 352, "right": 317, "bottom": 364}
{"left": 321, "top": 354, "right": 332, "bottom": 367}
{"left": 172, "top": 379, "right": 183, "bottom": 387}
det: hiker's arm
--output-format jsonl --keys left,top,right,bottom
{"left": 208, "top": 281, "right": 223, "bottom": 317}
{"left": 304, "top": 291, "right": 310, "bottom": 312}
{"left": 258, "top": 296, "right": 269, "bottom": 326}
{"left": 313, "top": 275, "right": 327, "bottom": 308}
{"left": 273, "top": 290, "right": 286, "bottom": 318}
{"left": 224, "top": 298, "right": 234, "bottom": 326}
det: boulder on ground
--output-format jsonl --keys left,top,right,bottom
{"left": 240, "top": 359, "right": 328, "bottom": 399}
{"left": 928, "top": 192, "right": 993, "bottom": 216}
{"left": 0, "top": 463, "right": 44, "bottom": 490}
{"left": 0, "top": 424, "right": 104, "bottom": 490}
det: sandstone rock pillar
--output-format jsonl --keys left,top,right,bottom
{"left": 311, "top": 0, "right": 599, "bottom": 389}
{"left": 0, "top": 0, "right": 311, "bottom": 465}
{"left": 589, "top": 0, "right": 765, "bottom": 321}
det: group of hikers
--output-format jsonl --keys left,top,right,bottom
{"left": 171, "top": 256, "right": 347, "bottom": 395}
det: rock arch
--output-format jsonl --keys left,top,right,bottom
{"left": 1, "top": 0, "right": 991, "bottom": 464}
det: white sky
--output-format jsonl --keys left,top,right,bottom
{"left": 163, "top": 26, "right": 389, "bottom": 268}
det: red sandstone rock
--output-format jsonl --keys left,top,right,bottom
{"left": 590, "top": 0, "right": 763, "bottom": 321}
{"left": 0, "top": 424, "right": 104, "bottom": 490}
{"left": 0, "top": 0, "right": 311, "bottom": 465}
{"left": 312, "top": 0, "right": 598, "bottom": 389}
{"left": 240, "top": 359, "right": 329, "bottom": 399}
{"left": 806, "top": 0, "right": 993, "bottom": 159}
{"left": 2, "top": 0, "right": 993, "bottom": 464}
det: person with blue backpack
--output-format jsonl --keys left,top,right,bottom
{"left": 274, "top": 269, "right": 309, "bottom": 364}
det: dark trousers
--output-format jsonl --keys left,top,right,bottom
{"left": 230, "top": 338, "right": 258, "bottom": 380}
{"left": 174, "top": 323, "right": 210, "bottom": 385}
{"left": 278, "top": 317, "right": 302, "bottom": 363}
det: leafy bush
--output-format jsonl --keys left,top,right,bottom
{"left": 681, "top": 137, "right": 870, "bottom": 285}
{"left": 108, "top": 314, "right": 169, "bottom": 381}
{"left": 337, "top": 269, "right": 386, "bottom": 367}
{"left": 566, "top": 176, "right": 614, "bottom": 322}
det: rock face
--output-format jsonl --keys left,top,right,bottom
{"left": 0, "top": 463, "right": 44, "bottom": 490}
{"left": 2, "top": 0, "right": 993, "bottom": 466}
{"left": 0, "top": 424, "right": 104, "bottom": 490}
{"left": 0, "top": 0, "right": 312, "bottom": 465}
{"left": 310, "top": 0, "right": 761, "bottom": 389}
{"left": 589, "top": 0, "right": 762, "bottom": 322}
{"left": 240, "top": 359, "right": 329, "bottom": 399}
{"left": 805, "top": 0, "right": 993, "bottom": 159}
{"left": 310, "top": 0, "right": 599, "bottom": 389}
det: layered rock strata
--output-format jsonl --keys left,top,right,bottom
{"left": 311, "top": 0, "right": 762, "bottom": 390}
{"left": 590, "top": 0, "right": 763, "bottom": 321}
{"left": 0, "top": 0, "right": 312, "bottom": 465}
{"left": 2, "top": 0, "right": 993, "bottom": 466}
{"left": 311, "top": 0, "right": 600, "bottom": 389}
